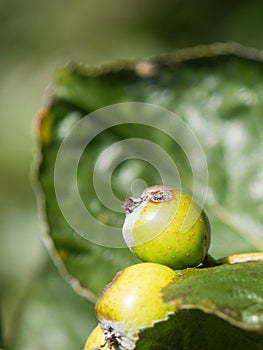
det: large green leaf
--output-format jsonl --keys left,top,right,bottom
{"left": 135, "top": 310, "right": 263, "bottom": 350}
{"left": 134, "top": 261, "right": 263, "bottom": 349}
{"left": 35, "top": 43, "right": 263, "bottom": 303}
{"left": 164, "top": 262, "right": 263, "bottom": 331}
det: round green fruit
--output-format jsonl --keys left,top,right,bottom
{"left": 96, "top": 262, "right": 175, "bottom": 349}
{"left": 122, "top": 185, "right": 210, "bottom": 269}
{"left": 83, "top": 325, "right": 110, "bottom": 350}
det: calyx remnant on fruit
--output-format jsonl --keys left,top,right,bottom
{"left": 123, "top": 185, "right": 174, "bottom": 214}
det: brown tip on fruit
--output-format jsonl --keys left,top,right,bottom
{"left": 122, "top": 196, "right": 143, "bottom": 214}
{"left": 142, "top": 185, "right": 175, "bottom": 203}
{"left": 123, "top": 185, "right": 175, "bottom": 214}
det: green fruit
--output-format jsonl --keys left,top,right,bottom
{"left": 83, "top": 325, "right": 110, "bottom": 350}
{"left": 96, "top": 262, "right": 175, "bottom": 349}
{"left": 122, "top": 185, "right": 210, "bottom": 269}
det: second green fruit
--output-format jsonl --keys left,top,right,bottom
{"left": 96, "top": 262, "right": 175, "bottom": 349}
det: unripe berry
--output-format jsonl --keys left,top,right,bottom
{"left": 96, "top": 263, "right": 175, "bottom": 349}
{"left": 122, "top": 185, "right": 210, "bottom": 269}
{"left": 83, "top": 325, "right": 110, "bottom": 350}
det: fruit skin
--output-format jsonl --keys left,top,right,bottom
{"left": 122, "top": 185, "right": 210, "bottom": 270}
{"left": 96, "top": 262, "right": 176, "bottom": 349}
{"left": 83, "top": 325, "right": 110, "bottom": 350}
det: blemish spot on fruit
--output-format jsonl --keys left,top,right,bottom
{"left": 167, "top": 246, "right": 171, "bottom": 250}
{"left": 191, "top": 232, "right": 195, "bottom": 236}
{"left": 176, "top": 237, "right": 180, "bottom": 242}
{"left": 186, "top": 253, "right": 190, "bottom": 257}
{"left": 187, "top": 236, "right": 190, "bottom": 240}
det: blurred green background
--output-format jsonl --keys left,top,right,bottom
{"left": 1, "top": 0, "right": 263, "bottom": 349}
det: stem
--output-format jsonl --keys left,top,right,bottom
{"left": 202, "top": 254, "right": 220, "bottom": 267}
{"left": 202, "top": 252, "right": 263, "bottom": 268}
{"left": 218, "top": 252, "right": 263, "bottom": 265}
